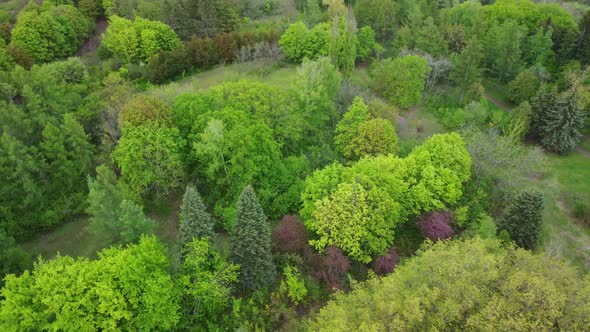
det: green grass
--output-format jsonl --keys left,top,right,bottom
{"left": 0, "top": 0, "right": 28, "bottom": 18}
{"left": 535, "top": 152, "right": 590, "bottom": 271}
{"left": 145, "top": 61, "right": 299, "bottom": 103}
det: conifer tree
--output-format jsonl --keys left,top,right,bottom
{"left": 178, "top": 185, "right": 214, "bottom": 248}
{"left": 499, "top": 190, "right": 544, "bottom": 250}
{"left": 231, "top": 186, "right": 275, "bottom": 291}
{"left": 531, "top": 87, "right": 584, "bottom": 154}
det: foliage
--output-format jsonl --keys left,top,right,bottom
{"left": 310, "top": 237, "right": 590, "bottom": 331}
{"left": 371, "top": 55, "right": 429, "bottom": 109}
{"left": 508, "top": 68, "right": 541, "bottom": 104}
{"left": 113, "top": 122, "right": 185, "bottom": 203}
{"left": 271, "top": 215, "right": 309, "bottom": 255}
{"left": 0, "top": 232, "right": 31, "bottom": 288}
{"left": 309, "top": 245, "right": 350, "bottom": 291}
{"left": 279, "top": 21, "right": 330, "bottom": 63}
{"left": 451, "top": 38, "right": 483, "bottom": 104}
{"left": 499, "top": 189, "right": 544, "bottom": 250}
{"left": 87, "top": 165, "right": 155, "bottom": 245}
{"left": 372, "top": 247, "right": 398, "bottom": 275}
{"left": 356, "top": 26, "right": 379, "bottom": 61}
{"left": 530, "top": 86, "right": 585, "bottom": 154}
{"left": 231, "top": 186, "right": 275, "bottom": 292}
{"left": 0, "top": 236, "right": 180, "bottom": 331}
{"left": 101, "top": 15, "right": 180, "bottom": 63}
{"left": 280, "top": 265, "right": 307, "bottom": 304}
{"left": 504, "top": 101, "right": 532, "bottom": 143}
{"left": 10, "top": 3, "right": 91, "bottom": 63}
{"left": 334, "top": 96, "right": 370, "bottom": 159}
{"left": 178, "top": 185, "right": 214, "bottom": 249}
{"left": 164, "top": 0, "right": 239, "bottom": 40}
{"left": 119, "top": 94, "right": 172, "bottom": 127}
{"left": 417, "top": 211, "right": 454, "bottom": 241}
{"left": 144, "top": 45, "right": 191, "bottom": 84}
{"left": 483, "top": 19, "right": 526, "bottom": 82}
{"left": 178, "top": 238, "right": 239, "bottom": 329}
{"left": 329, "top": 14, "right": 357, "bottom": 78}
{"left": 350, "top": 118, "right": 398, "bottom": 160}
{"left": 353, "top": 0, "right": 397, "bottom": 40}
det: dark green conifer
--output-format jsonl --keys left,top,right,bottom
{"left": 231, "top": 186, "right": 275, "bottom": 291}
{"left": 178, "top": 185, "right": 214, "bottom": 248}
{"left": 499, "top": 190, "right": 544, "bottom": 250}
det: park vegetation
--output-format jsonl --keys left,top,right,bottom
{"left": 1, "top": 0, "right": 590, "bottom": 330}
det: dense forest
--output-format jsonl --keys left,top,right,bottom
{"left": 1, "top": 0, "right": 590, "bottom": 330}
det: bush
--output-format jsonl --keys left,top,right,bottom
{"left": 271, "top": 215, "right": 309, "bottom": 255}
{"left": 186, "top": 36, "right": 217, "bottom": 68}
{"left": 372, "top": 247, "right": 399, "bottom": 275}
{"left": 418, "top": 211, "right": 454, "bottom": 241}
{"left": 144, "top": 45, "right": 192, "bottom": 84}
{"left": 307, "top": 246, "right": 350, "bottom": 291}
{"left": 119, "top": 94, "right": 172, "bottom": 126}
{"left": 214, "top": 32, "right": 238, "bottom": 63}
{"left": 572, "top": 199, "right": 590, "bottom": 226}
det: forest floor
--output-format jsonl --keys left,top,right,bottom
{"left": 76, "top": 16, "right": 108, "bottom": 58}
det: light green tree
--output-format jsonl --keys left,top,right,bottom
{"left": 371, "top": 55, "right": 429, "bottom": 109}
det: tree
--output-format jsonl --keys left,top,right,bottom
{"left": 499, "top": 190, "right": 544, "bottom": 250}
{"left": 578, "top": 10, "right": 590, "bottom": 66}
{"left": 483, "top": 20, "right": 526, "bottom": 82}
{"left": 309, "top": 245, "right": 350, "bottom": 291}
{"left": 414, "top": 17, "right": 448, "bottom": 56}
{"left": 372, "top": 247, "right": 398, "bottom": 275}
{"left": 531, "top": 86, "right": 585, "bottom": 154}
{"left": 231, "top": 186, "right": 275, "bottom": 292}
{"left": 356, "top": 26, "right": 380, "bottom": 61}
{"left": 0, "top": 236, "right": 180, "bottom": 331}
{"left": 524, "top": 26, "right": 554, "bottom": 66}
{"left": 178, "top": 238, "right": 239, "bottom": 329}
{"left": 371, "top": 55, "right": 429, "bottom": 109}
{"left": 310, "top": 237, "right": 590, "bottom": 331}
{"left": 451, "top": 37, "right": 483, "bottom": 104}
{"left": 271, "top": 215, "right": 309, "bottom": 255}
{"left": 504, "top": 101, "right": 532, "bottom": 143}
{"left": 0, "top": 232, "right": 31, "bottom": 288}
{"left": 353, "top": 0, "right": 396, "bottom": 40}
{"left": 329, "top": 13, "right": 357, "bottom": 78}
{"left": 102, "top": 15, "right": 180, "bottom": 63}
{"left": 163, "top": 0, "right": 239, "bottom": 40}
{"left": 87, "top": 165, "right": 155, "bottom": 245}
{"left": 178, "top": 185, "right": 214, "bottom": 249}
{"left": 310, "top": 181, "right": 398, "bottom": 263}
{"left": 418, "top": 211, "right": 454, "bottom": 241}
{"left": 508, "top": 69, "right": 541, "bottom": 104}
{"left": 113, "top": 123, "right": 185, "bottom": 202}
{"left": 119, "top": 94, "right": 172, "bottom": 127}
{"left": 334, "top": 96, "right": 370, "bottom": 158}
{"left": 349, "top": 118, "right": 398, "bottom": 160}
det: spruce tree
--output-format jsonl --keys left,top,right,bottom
{"left": 178, "top": 185, "right": 214, "bottom": 248}
{"left": 531, "top": 87, "right": 584, "bottom": 154}
{"left": 231, "top": 186, "right": 275, "bottom": 291}
{"left": 499, "top": 190, "right": 544, "bottom": 250}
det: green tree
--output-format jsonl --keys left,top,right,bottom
{"left": 349, "top": 118, "right": 398, "bottom": 159}
{"left": 499, "top": 190, "right": 544, "bottom": 250}
{"left": 524, "top": 26, "right": 554, "bottom": 66}
{"left": 334, "top": 96, "right": 370, "bottom": 159}
{"left": 329, "top": 14, "right": 357, "bottom": 78}
{"left": 483, "top": 20, "right": 526, "bottom": 82}
{"left": 119, "top": 94, "right": 172, "bottom": 127}
{"left": 310, "top": 237, "right": 590, "bottom": 331}
{"left": 531, "top": 86, "right": 585, "bottom": 154}
{"left": 354, "top": 0, "right": 397, "bottom": 40}
{"left": 178, "top": 238, "right": 239, "bottom": 329}
{"left": 310, "top": 181, "right": 398, "bottom": 263}
{"left": 508, "top": 68, "right": 541, "bottom": 104}
{"left": 87, "top": 165, "right": 155, "bottom": 245}
{"left": 163, "top": 0, "right": 239, "bottom": 40}
{"left": 231, "top": 186, "right": 275, "bottom": 292}
{"left": 0, "top": 232, "right": 30, "bottom": 288}
{"left": 0, "top": 236, "right": 180, "bottom": 331}
{"left": 578, "top": 10, "right": 590, "bottom": 66}
{"left": 178, "top": 185, "right": 214, "bottom": 248}
{"left": 371, "top": 55, "right": 429, "bottom": 109}
{"left": 102, "top": 15, "right": 180, "bottom": 63}
{"left": 114, "top": 123, "right": 185, "bottom": 202}
{"left": 415, "top": 17, "right": 448, "bottom": 56}
{"left": 451, "top": 38, "right": 483, "bottom": 104}
{"left": 356, "top": 26, "right": 380, "bottom": 61}
{"left": 504, "top": 101, "right": 532, "bottom": 143}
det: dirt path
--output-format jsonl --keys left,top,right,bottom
{"left": 76, "top": 17, "right": 108, "bottom": 57}
{"left": 484, "top": 93, "right": 512, "bottom": 113}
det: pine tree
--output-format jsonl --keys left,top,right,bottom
{"left": 499, "top": 190, "right": 544, "bottom": 250}
{"left": 531, "top": 87, "right": 584, "bottom": 154}
{"left": 178, "top": 185, "right": 214, "bottom": 248}
{"left": 231, "top": 186, "right": 275, "bottom": 292}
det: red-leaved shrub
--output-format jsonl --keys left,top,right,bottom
{"left": 372, "top": 248, "right": 399, "bottom": 275}
{"left": 308, "top": 246, "right": 351, "bottom": 291}
{"left": 271, "top": 215, "right": 309, "bottom": 255}
{"left": 418, "top": 211, "right": 454, "bottom": 241}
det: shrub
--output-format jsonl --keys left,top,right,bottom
{"left": 418, "top": 211, "right": 454, "bottom": 241}
{"left": 214, "top": 32, "right": 238, "bottom": 63}
{"left": 186, "top": 36, "right": 217, "bottom": 68}
{"left": 308, "top": 246, "right": 350, "bottom": 291}
{"left": 144, "top": 45, "right": 191, "bottom": 84}
{"left": 119, "top": 95, "right": 172, "bottom": 127}
{"left": 271, "top": 215, "right": 309, "bottom": 255}
{"left": 372, "top": 248, "right": 399, "bottom": 275}
{"left": 499, "top": 190, "right": 544, "bottom": 250}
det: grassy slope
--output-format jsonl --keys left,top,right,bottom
{"left": 536, "top": 152, "right": 590, "bottom": 271}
